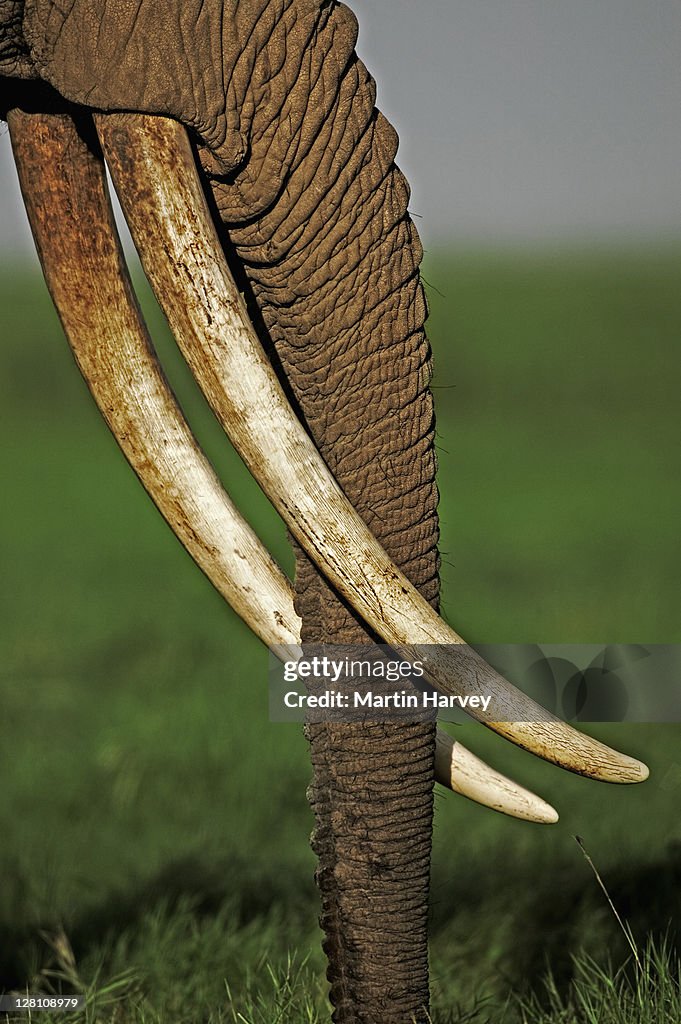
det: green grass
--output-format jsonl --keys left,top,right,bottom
{"left": 1, "top": 244, "right": 680, "bottom": 1022}
{"left": 519, "top": 939, "right": 681, "bottom": 1024}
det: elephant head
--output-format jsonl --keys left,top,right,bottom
{"left": 0, "top": 3, "right": 648, "bottom": 1021}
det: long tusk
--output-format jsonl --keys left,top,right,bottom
{"left": 7, "top": 106, "right": 298, "bottom": 655}
{"left": 7, "top": 106, "right": 557, "bottom": 822}
{"left": 95, "top": 112, "right": 648, "bottom": 785}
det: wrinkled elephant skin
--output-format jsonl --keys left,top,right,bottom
{"left": 1, "top": 3, "right": 439, "bottom": 1021}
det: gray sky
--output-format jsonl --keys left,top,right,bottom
{"left": 2, "top": 0, "right": 680, "bottom": 255}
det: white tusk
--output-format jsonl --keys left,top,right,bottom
{"left": 95, "top": 112, "right": 648, "bottom": 786}
{"left": 435, "top": 732, "right": 558, "bottom": 823}
{"left": 8, "top": 106, "right": 557, "bottom": 822}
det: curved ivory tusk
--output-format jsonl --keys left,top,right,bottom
{"left": 435, "top": 732, "right": 558, "bottom": 823}
{"left": 8, "top": 107, "right": 557, "bottom": 822}
{"left": 7, "top": 107, "right": 299, "bottom": 656}
{"left": 95, "top": 112, "right": 648, "bottom": 785}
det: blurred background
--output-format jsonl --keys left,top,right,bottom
{"left": 1, "top": 2, "right": 680, "bottom": 1020}
{"left": 3, "top": 0, "right": 681, "bottom": 248}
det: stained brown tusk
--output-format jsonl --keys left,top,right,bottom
{"left": 7, "top": 106, "right": 299, "bottom": 656}
{"left": 95, "top": 111, "right": 648, "bottom": 786}
{"left": 7, "top": 106, "right": 556, "bottom": 821}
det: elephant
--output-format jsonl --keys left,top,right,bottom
{"left": 0, "top": 2, "right": 649, "bottom": 1021}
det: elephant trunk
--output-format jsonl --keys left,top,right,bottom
{"left": 307, "top": 723, "right": 435, "bottom": 1021}
{"left": 214, "top": 6, "right": 440, "bottom": 1020}
{"left": 2, "top": 0, "right": 441, "bottom": 1017}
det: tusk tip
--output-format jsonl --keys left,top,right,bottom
{"left": 537, "top": 803, "right": 560, "bottom": 825}
{"left": 591, "top": 748, "right": 650, "bottom": 785}
{"left": 628, "top": 757, "right": 650, "bottom": 783}
{"left": 437, "top": 733, "right": 560, "bottom": 823}
{"left": 510, "top": 793, "right": 559, "bottom": 825}
{"left": 493, "top": 723, "right": 650, "bottom": 785}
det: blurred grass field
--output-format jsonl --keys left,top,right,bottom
{"left": 1, "top": 244, "right": 680, "bottom": 1022}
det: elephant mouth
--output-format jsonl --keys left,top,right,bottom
{"left": 7, "top": 107, "right": 648, "bottom": 822}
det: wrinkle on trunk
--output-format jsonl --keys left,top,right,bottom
{"left": 0, "top": 0, "right": 35, "bottom": 76}
{"left": 307, "top": 722, "right": 435, "bottom": 1022}
{"left": 210, "top": 5, "right": 441, "bottom": 1020}
{"left": 4, "top": 0, "right": 442, "bottom": 1018}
